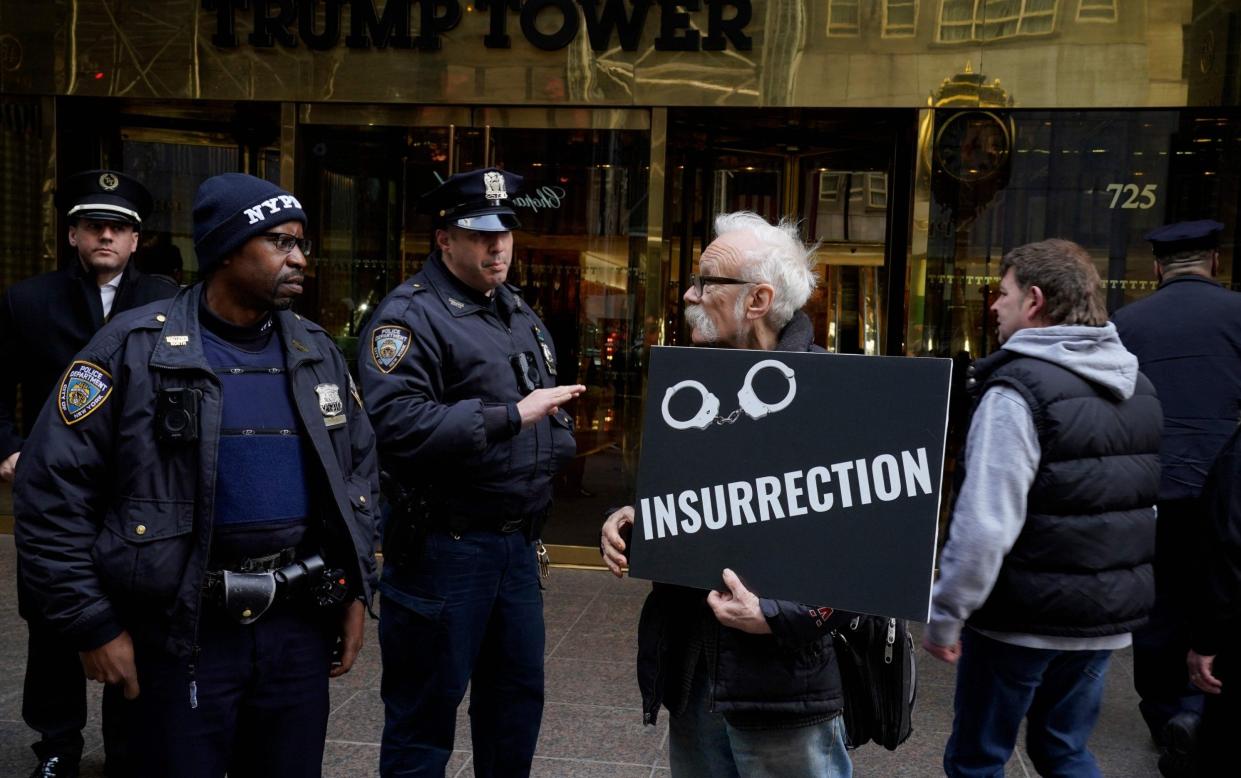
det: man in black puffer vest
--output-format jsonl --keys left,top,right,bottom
{"left": 923, "top": 239, "right": 1162, "bottom": 778}
{"left": 601, "top": 212, "right": 854, "bottom": 777}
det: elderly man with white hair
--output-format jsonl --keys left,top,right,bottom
{"left": 601, "top": 211, "right": 854, "bottom": 777}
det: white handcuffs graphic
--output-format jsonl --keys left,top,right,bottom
{"left": 661, "top": 359, "right": 797, "bottom": 431}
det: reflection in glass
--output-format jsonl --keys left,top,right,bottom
{"left": 908, "top": 109, "right": 1240, "bottom": 365}
{"left": 123, "top": 136, "right": 249, "bottom": 283}
{"left": 491, "top": 128, "right": 651, "bottom": 547}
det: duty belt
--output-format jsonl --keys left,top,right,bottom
{"left": 438, "top": 508, "right": 549, "bottom": 538}
{"left": 209, "top": 546, "right": 298, "bottom": 574}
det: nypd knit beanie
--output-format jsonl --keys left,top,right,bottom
{"left": 193, "top": 173, "right": 307, "bottom": 275}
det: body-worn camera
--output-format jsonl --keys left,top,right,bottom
{"left": 156, "top": 387, "right": 202, "bottom": 443}
{"left": 509, "top": 351, "right": 543, "bottom": 395}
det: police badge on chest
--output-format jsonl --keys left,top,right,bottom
{"left": 316, "top": 383, "right": 346, "bottom": 428}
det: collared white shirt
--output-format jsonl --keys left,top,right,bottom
{"left": 99, "top": 275, "right": 122, "bottom": 319}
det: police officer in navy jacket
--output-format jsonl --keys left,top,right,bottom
{"left": 14, "top": 173, "right": 379, "bottom": 778}
{"left": 360, "top": 168, "right": 583, "bottom": 777}
{"left": 0, "top": 169, "right": 175, "bottom": 778}
{"left": 1113, "top": 219, "right": 1241, "bottom": 770}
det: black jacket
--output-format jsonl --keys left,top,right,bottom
{"left": 0, "top": 260, "right": 177, "bottom": 459}
{"left": 636, "top": 311, "right": 850, "bottom": 726}
{"left": 1113, "top": 276, "right": 1241, "bottom": 500}
{"left": 13, "top": 285, "right": 379, "bottom": 658}
{"left": 1191, "top": 425, "right": 1241, "bottom": 656}
{"left": 358, "top": 253, "right": 576, "bottom": 523}
{"left": 965, "top": 350, "right": 1161, "bottom": 637}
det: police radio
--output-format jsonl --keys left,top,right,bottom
{"left": 156, "top": 387, "right": 202, "bottom": 442}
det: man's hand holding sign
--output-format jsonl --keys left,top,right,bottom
{"left": 602, "top": 508, "right": 771, "bottom": 634}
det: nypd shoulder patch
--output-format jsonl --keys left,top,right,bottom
{"left": 58, "top": 360, "right": 113, "bottom": 426}
{"left": 372, "top": 325, "right": 412, "bottom": 374}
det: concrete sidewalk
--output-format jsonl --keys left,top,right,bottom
{"left": 0, "top": 537, "right": 1161, "bottom": 776}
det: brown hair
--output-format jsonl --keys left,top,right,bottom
{"left": 998, "top": 239, "right": 1107, "bottom": 326}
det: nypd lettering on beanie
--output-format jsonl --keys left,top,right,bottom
{"left": 243, "top": 195, "right": 304, "bottom": 225}
{"left": 193, "top": 173, "right": 307, "bottom": 275}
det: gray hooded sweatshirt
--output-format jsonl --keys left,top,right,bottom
{"left": 927, "top": 323, "right": 1144, "bottom": 651}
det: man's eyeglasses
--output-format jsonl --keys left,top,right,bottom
{"left": 688, "top": 273, "right": 751, "bottom": 297}
{"left": 262, "top": 232, "right": 313, "bottom": 257}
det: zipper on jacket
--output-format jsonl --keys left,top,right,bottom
{"left": 186, "top": 369, "right": 222, "bottom": 710}
{"left": 885, "top": 618, "right": 896, "bottom": 664}
{"left": 187, "top": 644, "right": 201, "bottom": 709}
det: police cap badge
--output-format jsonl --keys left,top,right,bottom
{"left": 56, "top": 169, "right": 153, "bottom": 227}
{"left": 418, "top": 167, "right": 523, "bottom": 232}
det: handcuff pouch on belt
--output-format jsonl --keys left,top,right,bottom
{"left": 207, "top": 553, "right": 351, "bottom": 625}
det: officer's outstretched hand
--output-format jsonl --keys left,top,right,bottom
{"left": 517, "top": 385, "right": 586, "bottom": 429}
{"left": 707, "top": 569, "right": 772, "bottom": 635}
{"left": 80, "top": 630, "right": 140, "bottom": 700}
{"left": 330, "top": 599, "right": 366, "bottom": 678}
{"left": 601, "top": 506, "right": 634, "bottom": 578}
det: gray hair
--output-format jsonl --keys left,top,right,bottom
{"left": 713, "top": 211, "right": 819, "bottom": 329}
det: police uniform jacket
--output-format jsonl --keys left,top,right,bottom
{"left": 1191, "top": 423, "right": 1241, "bottom": 657}
{"left": 359, "top": 252, "right": 575, "bottom": 524}
{"left": 0, "top": 260, "right": 177, "bottom": 459}
{"left": 13, "top": 284, "right": 379, "bottom": 658}
{"left": 1113, "top": 275, "right": 1241, "bottom": 500}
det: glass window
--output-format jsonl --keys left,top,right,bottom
{"left": 298, "top": 124, "right": 461, "bottom": 364}
{"left": 884, "top": 0, "right": 919, "bottom": 37}
{"left": 908, "top": 109, "right": 1239, "bottom": 363}
{"left": 938, "top": 0, "right": 1058, "bottom": 42}
{"left": 1077, "top": 0, "right": 1116, "bottom": 22}
{"left": 302, "top": 122, "right": 650, "bottom": 548}
{"left": 122, "top": 132, "right": 250, "bottom": 284}
{"left": 0, "top": 95, "right": 51, "bottom": 287}
{"left": 828, "top": 0, "right": 861, "bottom": 36}
{"left": 489, "top": 128, "right": 650, "bottom": 547}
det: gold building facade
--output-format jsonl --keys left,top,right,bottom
{"left": 2, "top": 0, "right": 1239, "bottom": 552}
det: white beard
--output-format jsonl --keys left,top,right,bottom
{"left": 685, "top": 304, "right": 719, "bottom": 344}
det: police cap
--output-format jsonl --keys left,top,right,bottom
{"left": 1144, "top": 219, "right": 1224, "bottom": 257}
{"left": 56, "top": 169, "right": 153, "bottom": 228}
{"left": 419, "top": 168, "right": 522, "bottom": 232}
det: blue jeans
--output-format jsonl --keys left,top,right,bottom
{"left": 668, "top": 660, "right": 852, "bottom": 778}
{"left": 945, "top": 629, "right": 1111, "bottom": 778}
{"left": 379, "top": 531, "right": 544, "bottom": 777}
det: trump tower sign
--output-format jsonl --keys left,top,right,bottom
{"left": 628, "top": 346, "right": 952, "bottom": 622}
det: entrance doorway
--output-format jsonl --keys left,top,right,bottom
{"left": 663, "top": 109, "right": 917, "bottom": 356}
{"left": 297, "top": 107, "right": 652, "bottom": 552}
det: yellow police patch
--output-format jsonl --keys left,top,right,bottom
{"left": 372, "top": 325, "right": 411, "bottom": 374}
{"left": 58, "top": 360, "right": 113, "bottom": 426}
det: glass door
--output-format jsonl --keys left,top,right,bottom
{"left": 297, "top": 107, "right": 652, "bottom": 552}
{"left": 121, "top": 127, "right": 278, "bottom": 285}
{"left": 663, "top": 109, "right": 912, "bottom": 355}
{"left": 799, "top": 160, "right": 889, "bottom": 355}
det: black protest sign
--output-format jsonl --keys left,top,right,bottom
{"left": 628, "top": 346, "right": 951, "bottom": 622}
